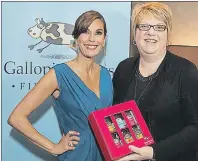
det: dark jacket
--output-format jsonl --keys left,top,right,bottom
{"left": 113, "top": 51, "right": 198, "bottom": 161}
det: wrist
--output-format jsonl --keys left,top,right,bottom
{"left": 49, "top": 143, "right": 57, "bottom": 155}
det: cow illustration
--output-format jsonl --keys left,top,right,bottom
{"left": 28, "top": 18, "right": 74, "bottom": 53}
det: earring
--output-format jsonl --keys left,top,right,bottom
{"left": 133, "top": 40, "right": 136, "bottom": 45}
{"left": 76, "top": 45, "right": 80, "bottom": 53}
{"left": 166, "top": 41, "right": 171, "bottom": 46}
{"left": 69, "top": 39, "right": 78, "bottom": 52}
{"left": 73, "top": 40, "right": 80, "bottom": 53}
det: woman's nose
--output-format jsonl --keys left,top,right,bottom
{"left": 147, "top": 27, "right": 156, "bottom": 35}
{"left": 89, "top": 33, "right": 95, "bottom": 42}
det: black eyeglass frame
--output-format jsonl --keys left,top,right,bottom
{"left": 136, "top": 24, "right": 167, "bottom": 31}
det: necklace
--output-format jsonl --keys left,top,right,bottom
{"left": 134, "top": 59, "right": 163, "bottom": 104}
{"left": 134, "top": 78, "right": 153, "bottom": 104}
{"left": 134, "top": 67, "right": 155, "bottom": 104}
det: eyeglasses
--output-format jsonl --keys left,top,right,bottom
{"left": 137, "top": 24, "right": 167, "bottom": 31}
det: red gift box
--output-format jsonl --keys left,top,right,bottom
{"left": 88, "top": 100, "right": 155, "bottom": 161}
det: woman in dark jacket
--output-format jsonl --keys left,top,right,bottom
{"left": 114, "top": 2, "right": 198, "bottom": 161}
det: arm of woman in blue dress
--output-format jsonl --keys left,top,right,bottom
{"left": 8, "top": 69, "right": 80, "bottom": 155}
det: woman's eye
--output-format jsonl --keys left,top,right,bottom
{"left": 141, "top": 25, "right": 149, "bottom": 28}
{"left": 96, "top": 31, "right": 103, "bottom": 35}
{"left": 156, "top": 25, "right": 166, "bottom": 30}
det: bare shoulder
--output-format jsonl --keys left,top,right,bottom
{"left": 36, "top": 68, "right": 58, "bottom": 89}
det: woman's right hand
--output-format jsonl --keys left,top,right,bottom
{"left": 51, "top": 130, "right": 80, "bottom": 155}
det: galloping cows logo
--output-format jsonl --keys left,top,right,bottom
{"left": 27, "top": 18, "right": 75, "bottom": 59}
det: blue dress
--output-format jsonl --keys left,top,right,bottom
{"left": 53, "top": 63, "right": 113, "bottom": 161}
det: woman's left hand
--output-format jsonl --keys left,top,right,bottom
{"left": 116, "top": 145, "right": 153, "bottom": 161}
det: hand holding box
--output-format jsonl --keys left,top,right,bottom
{"left": 88, "top": 100, "right": 155, "bottom": 161}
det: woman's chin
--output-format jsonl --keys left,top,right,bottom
{"left": 83, "top": 53, "right": 99, "bottom": 59}
{"left": 142, "top": 50, "right": 157, "bottom": 55}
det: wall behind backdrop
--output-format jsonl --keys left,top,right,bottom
{"left": 2, "top": 2, "right": 131, "bottom": 161}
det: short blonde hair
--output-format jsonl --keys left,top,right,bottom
{"left": 131, "top": 2, "right": 172, "bottom": 39}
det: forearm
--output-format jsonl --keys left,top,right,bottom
{"left": 8, "top": 115, "right": 55, "bottom": 154}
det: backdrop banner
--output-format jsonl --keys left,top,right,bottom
{"left": 2, "top": 2, "right": 131, "bottom": 161}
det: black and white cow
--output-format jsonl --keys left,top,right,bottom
{"left": 28, "top": 18, "right": 74, "bottom": 53}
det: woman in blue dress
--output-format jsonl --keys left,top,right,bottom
{"left": 8, "top": 10, "right": 113, "bottom": 161}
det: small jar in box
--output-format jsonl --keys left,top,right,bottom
{"left": 88, "top": 100, "right": 155, "bottom": 161}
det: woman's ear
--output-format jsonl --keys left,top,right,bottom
{"left": 69, "top": 39, "right": 78, "bottom": 51}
